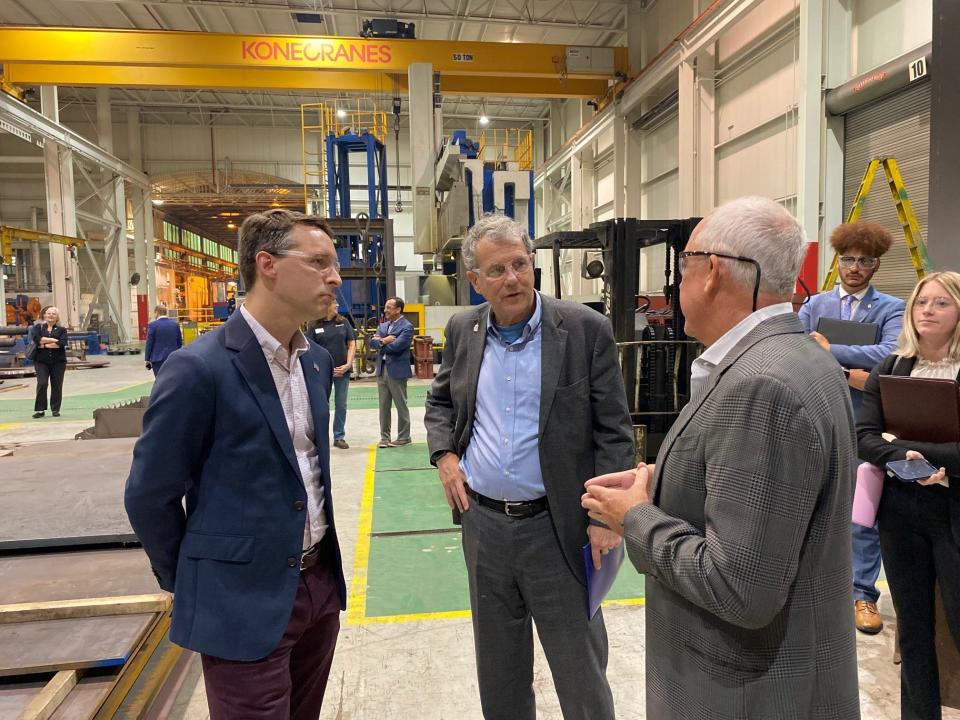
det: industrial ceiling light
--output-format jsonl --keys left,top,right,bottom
{"left": 336, "top": 108, "right": 347, "bottom": 119}
{"left": 151, "top": 199, "right": 164, "bottom": 205}
{"left": 479, "top": 105, "right": 489, "bottom": 126}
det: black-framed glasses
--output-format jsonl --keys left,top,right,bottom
{"left": 838, "top": 256, "right": 878, "bottom": 269}
{"left": 678, "top": 250, "right": 762, "bottom": 312}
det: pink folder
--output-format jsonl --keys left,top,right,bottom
{"left": 852, "top": 462, "right": 885, "bottom": 527}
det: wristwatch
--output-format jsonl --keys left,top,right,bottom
{"left": 430, "top": 449, "right": 453, "bottom": 466}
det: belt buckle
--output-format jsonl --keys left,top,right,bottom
{"left": 300, "top": 544, "right": 319, "bottom": 570}
{"left": 503, "top": 501, "right": 526, "bottom": 518}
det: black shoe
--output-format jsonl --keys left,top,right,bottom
{"left": 32, "top": 412, "right": 44, "bottom": 419}
{"left": 52, "top": 411, "right": 60, "bottom": 417}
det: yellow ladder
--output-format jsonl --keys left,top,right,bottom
{"left": 821, "top": 157, "right": 933, "bottom": 291}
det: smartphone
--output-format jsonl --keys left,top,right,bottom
{"left": 452, "top": 505, "right": 462, "bottom": 526}
{"left": 885, "top": 458, "right": 939, "bottom": 482}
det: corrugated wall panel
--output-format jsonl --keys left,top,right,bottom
{"left": 843, "top": 80, "right": 930, "bottom": 298}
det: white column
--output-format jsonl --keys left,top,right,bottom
{"left": 40, "top": 86, "right": 81, "bottom": 329}
{"left": 797, "top": 0, "right": 825, "bottom": 245}
{"left": 696, "top": 48, "right": 717, "bottom": 215}
{"left": 625, "top": 119, "right": 643, "bottom": 218}
{"left": 613, "top": 109, "right": 627, "bottom": 218}
{"left": 677, "top": 60, "right": 696, "bottom": 217}
{"left": 408, "top": 63, "right": 436, "bottom": 255}
{"left": 98, "top": 87, "right": 132, "bottom": 342}
{"left": 144, "top": 203, "right": 157, "bottom": 312}
{"left": 569, "top": 149, "right": 595, "bottom": 297}
{"left": 821, "top": 0, "right": 852, "bottom": 286}
{"left": 29, "top": 207, "right": 44, "bottom": 289}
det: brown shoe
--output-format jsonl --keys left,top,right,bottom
{"left": 333, "top": 439, "right": 349, "bottom": 450}
{"left": 855, "top": 600, "right": 883, "bottom": 634}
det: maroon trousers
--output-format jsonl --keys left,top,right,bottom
{"left": 201, "top": 549, "right": 341, "bottom": 720}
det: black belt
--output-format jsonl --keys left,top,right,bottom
{"left": 467, "top": 487, "right": 548, "bottom": 519}
{"left": 300, "top": 534, "right": 329, "bottom": 571}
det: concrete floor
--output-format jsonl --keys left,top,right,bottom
{"left": 1, "top": 355, "right": 956, "bottom": 719}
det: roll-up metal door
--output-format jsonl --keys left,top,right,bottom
{"left": 843, "top": 80, "right": 930, "bottom": 298}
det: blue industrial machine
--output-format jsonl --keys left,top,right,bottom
{"left": 323, "top": 119, "right": 391, "bottom": 323}
{"left": 435, "top": 130, "right": 536, "bottom": 304}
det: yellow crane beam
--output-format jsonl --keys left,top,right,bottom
{"left": 3, "top": 63, "right": 607, "bottom": 98}
{"left": 0, "top": 27, "right": 627, "bottom": 98}
{"left": 0, "top": 225, "right": 86, "bottom": 264}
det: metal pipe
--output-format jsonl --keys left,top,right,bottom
{"left": 825, "top": 42, "right": 932, "bottom": 116}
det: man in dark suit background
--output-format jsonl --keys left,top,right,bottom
{"left": 370, "top": 296, "right": 414, "bottom": 448}
{"left": 424, "top": 213, "right": 634, "bottom": 720}
{"left": 583, "top": 197, "right": 861, "bottom": 719}
{"left": 125, "top": 208, "right": 346, "bottom": 720}
{"left": 144, "top": 305, "right": 182, "bottom": 377}
{"left": 798, "top": 221, "right": 904, "bottom": 634}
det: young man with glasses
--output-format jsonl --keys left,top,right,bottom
{"left": 798, "top": 221, "right": 905, "bottom": 635}
{"left": 126, "top": 208, "right": 347, "bottom": 720}
{"left": 425, "top": 213, "right": 634, "bottom": 720}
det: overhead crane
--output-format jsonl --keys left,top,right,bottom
{"left": 0, "top": 27, "right": 629, "bottom": 99}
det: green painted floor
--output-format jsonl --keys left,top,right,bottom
{"left": 341, "top": 384, "right": 429, "bottom": 410}
{"left": 363, "top": 442, "right": 646, "bottom": 619}
{"left": 0, "top": 381, "right": 155, "bottom": 424}
{"left": 0, "top": 378, "right": 425, "bottom": 425}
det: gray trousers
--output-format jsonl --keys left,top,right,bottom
{"left": 377, "top": 374, "right": 410, "bottom": 442}
{"left": 461, "top": 503, "right": 614, "bottom": 720}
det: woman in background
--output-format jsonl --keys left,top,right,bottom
{"left": 31, "top": 306, "right": 68, "bottom": 418}
{"left": 857, "top": 271, "right": 960, "bottom": 720}
{"left": 308, "top": 304, "right": 356, "bottom": 449}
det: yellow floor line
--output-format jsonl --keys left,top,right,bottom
{"left": 346, "top": 444, "right": 378, "bottom": 626}
{"left": 0, "top": 422, "right": 22, "bottom": 431}
{"left": 358, "top": 609, "right": 472, "bottom": 625}
{"left": 346, "top": 443, "right": 646, "bottom": 625}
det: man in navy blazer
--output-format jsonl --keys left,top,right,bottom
{"left": 798, "top": 221, "right": 904, "bottom": 635}
{"left": 125, "top": 209, "right": 346, "bottom": 720}
{"left": 144, "top": 305, "right": 182, "bottom": 377}
{"left": 370, "top": 296, "right": 414, "bottom": 448}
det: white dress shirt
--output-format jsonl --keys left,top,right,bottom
{"left": 240, "top": 305, "right": 327, "bottom": 550}
{"left": 689, "top": 303, "right": 795, "bottom": 398}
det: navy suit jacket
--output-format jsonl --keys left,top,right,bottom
{"left": 144, "top": 316, "right": 182, "bottom": 363}
{"left": 124, "top": 311, "right": 346, "bottom": 661}
{"left": 798, "top": 286, "right": 904, "bottom": 412}
{"left": 371, "top": 316, "right": 414, "bottom": 379}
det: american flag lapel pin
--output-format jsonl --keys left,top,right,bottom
{"left": 313, "top": 362, "right": 320, "bottom": 373}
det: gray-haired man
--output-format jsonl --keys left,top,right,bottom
{"left": 583, "top": 197, "right": 861, "bottom": 719}
{"left": 425, "top": 213, "right": 634, "bottom": 719}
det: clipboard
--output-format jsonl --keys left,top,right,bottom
{"left": 582, "top": 542, "right": 624, "bottom": 620}
{"left": 878, "top": 375, "right": 960, "bottom": 443}
{"left": 816, "top": 317, "right": 880, "bottom": 346}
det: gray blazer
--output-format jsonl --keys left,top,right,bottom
{"left": 624, "top": 313, "right": 861, "bottom": 719}
{"left": 425, "top": 293, "right": 635, "bottom": 584}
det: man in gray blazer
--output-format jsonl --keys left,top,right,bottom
{"left": 583, "top": 197, "right": 861, "bottom": 719}
{"left": 425, "top": 213, "right": 634, "bottom": 720}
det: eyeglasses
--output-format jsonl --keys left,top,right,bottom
{"left": 838, "top": 256, "right": 879, "bottom": 269}
{"left": 914, "top": 296, "right": 956, "bottom": 311}
{"left": 477, "top": 256, "right": 534, "bottom": 280}
{"left": 271, "top": 250, "right": 341, "bottom": 274}
{"left": 678, "top": 250, "right": 762, "bottom": 312}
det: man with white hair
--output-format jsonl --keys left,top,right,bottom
{"left": 582, "top": 197, "right": 861, "bottom": 718}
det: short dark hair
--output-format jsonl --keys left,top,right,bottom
{"left": 387, "top": 296, "right": 405, "bottom": 312}
{"left": 238, "top": 209, "right": 334, "bottom": 290}
{"left": 829, "top": 222, "right": 893, "bottom": 257}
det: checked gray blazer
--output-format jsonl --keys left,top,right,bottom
{"left": 624, "top": 312, "right": 861, "bottom": 719}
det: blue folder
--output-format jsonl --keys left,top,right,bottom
{"left": 582, "top": 541, "right": 625, "bottom": 619}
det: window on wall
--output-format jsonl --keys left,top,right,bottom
{"left": 161, "top": 219, "right": 237, "bottom": 266}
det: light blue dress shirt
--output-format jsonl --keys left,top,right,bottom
{"left": 461, "top": 294, "right": 545, "bottom": 501}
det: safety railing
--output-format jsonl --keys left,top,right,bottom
{"left": 477, "top": 128, "right": 533, "bottom": 170}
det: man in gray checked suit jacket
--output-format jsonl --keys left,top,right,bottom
{"left": 584, "top": 196, "right": 861, "bottom": 719}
